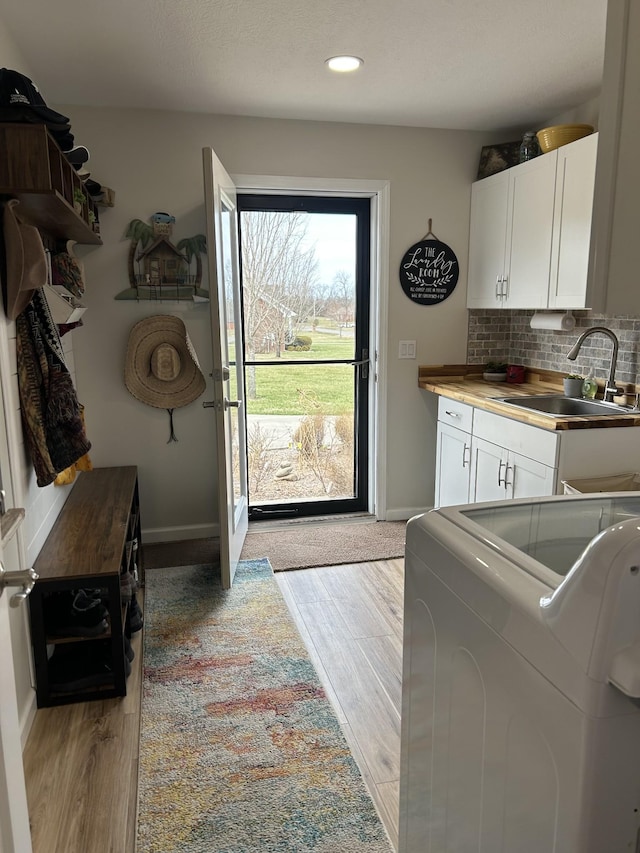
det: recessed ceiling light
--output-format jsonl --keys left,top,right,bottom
{"left": 325, "top": 55, "right": 363, "bottom": 73}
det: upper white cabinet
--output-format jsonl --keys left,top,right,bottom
{"left": 467, "top": 134, "right": 598, "bottom": 310}
{"left": 466, "top": 169, "right": 509, "bottom": 308}
{"left": 586, "top": 0, "right": 640, "bottom": 315}
{"left": 507, "top": 154, "right": 558, "bottom": 309}
{"left": 549, "top": 133, "right": 598, "bottom": 309}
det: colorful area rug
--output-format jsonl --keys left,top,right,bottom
{"left": 137, "top": 559, "right": 393, "bottom": 853}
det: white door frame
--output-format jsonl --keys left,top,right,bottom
{"left": 232, "top": 174, "right": 390, "bottom": 520}
{"left": 0, "top": 357, "right": 33, "bottom": 852}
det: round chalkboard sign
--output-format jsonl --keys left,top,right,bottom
{"left": 399, "top": 238, "right": 459, "bottom": 305}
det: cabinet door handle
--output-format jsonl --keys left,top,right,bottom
{"left": 497, "top": 458, "right": 505, "bottom": 486}
{"left": 444, "top": 410, "right": 460, "bottom": 419}
{"left": 495, "top": 275, "right": 502, "bottom": 299}
{"left": 502, "top": 275, "right": 509, "bottom": 299}
{"left": 462, "top": 443, "right": 470, "bottom": 468}
{"left": 504, "top": 463, "right": 513, "bottom": 488}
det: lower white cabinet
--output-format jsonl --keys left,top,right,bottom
{"left": 472, "top": 436, "right": 555, "bottom": 502}
{"left": 435, "top": 421, "right": 472, "bottom": 507}
{"left": 433, "top": 395, "right": 640, "bottom": 508}
{"left": 472, "top": 409, "right": 558, "bottom": 503}
{"left": 435, "top": 399, "right": 474, "bottom": 507}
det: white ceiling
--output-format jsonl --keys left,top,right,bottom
{"left": 1, "top": 0, "right": 607, "bottom": 132}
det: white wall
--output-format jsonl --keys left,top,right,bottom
{"left": 0, "top": 15, "right": 30, "bottom": 71}
{"left": 60, "top": 106, "right": 490, "bottom": 529}
{"left": 546, "top": 95, "right": 600, "bottom": 130}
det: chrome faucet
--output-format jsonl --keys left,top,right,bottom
{"left": 566, "top": 327, "right": 623, "bottom": 403}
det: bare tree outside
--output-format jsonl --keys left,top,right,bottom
{"left": 240, "top": 211, "right": 319, "bottom": 398}
{"left": 328, "top": 269, "right": 355, "bottom": 334}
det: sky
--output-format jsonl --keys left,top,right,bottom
{"left": 299, "top": 213, "right": 357, "bottom": 288}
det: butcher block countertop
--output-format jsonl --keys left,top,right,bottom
{"left": 418, "top": 364, "right": 640, "bottom": 431}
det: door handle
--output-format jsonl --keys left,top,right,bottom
{"left": 497, "top": 458, "right": 505, "bottom": 487}
{"left": 0, "top": 563, "right": 39, "bottom": 608}
{"left": 202, "top": 399, "right": 243, "bottom": 411}
{"left": 212, "top": 366, "right": 231, "bottom": 382}
{"left": 348, "top": 350, "right": 370, "bottom": 380}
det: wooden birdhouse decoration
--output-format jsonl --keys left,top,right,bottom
{"left": 117, "top": 212, "right": 209, "bottom": 302}
{"left": 137, "top": 238, "right": 189, "bottom": 287}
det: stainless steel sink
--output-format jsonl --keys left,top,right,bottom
{"left": 494, "top": 394, "right": 631, "bottom": 417}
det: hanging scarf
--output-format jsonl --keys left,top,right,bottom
{"left": 16, "top": 289, "right": 91, "bottom": 487}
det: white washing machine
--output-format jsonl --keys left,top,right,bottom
{"left": 399, "top": 492, "right": 640, "bottom": 853}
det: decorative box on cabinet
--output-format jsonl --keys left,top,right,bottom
{"left": 0, "top": 122, "right": 101, "bottom": 245}
{"left": 29, "top": 467, "right": 142, "bottom": 707}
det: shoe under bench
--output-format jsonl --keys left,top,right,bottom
{"left": 29, "top": 466, "right": 142, "bottom": 707}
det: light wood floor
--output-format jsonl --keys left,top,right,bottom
{"left": 275, "top": 560, "right": 403, "bottom": 848}
{"left": 22, "top": 559, "right": 403, "bottom": 852}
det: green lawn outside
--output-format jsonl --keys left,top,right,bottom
{"left": 230, "top": 330, "right": 356, "bottom": 416}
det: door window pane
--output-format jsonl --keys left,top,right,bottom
{"left": 245, "top": 364, "right": 356, "bottom": 503}
{"left": 241, "top": 211, "right": 356, "bottom": 363}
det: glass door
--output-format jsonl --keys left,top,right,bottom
{"left": 203, "top": 147, "right": 249, "bottom": 586}
{"left": 237, "top": 195, "right": 371, "bottom": 520}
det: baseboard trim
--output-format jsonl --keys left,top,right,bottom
{"left": 142, "top": 522, "right": 220, "bottom": 544}
{"left": 20, "top": 690, "right": 38, "bottom": 751}
{"left": 384, "top": 506, "right": 431, "bottom": 522}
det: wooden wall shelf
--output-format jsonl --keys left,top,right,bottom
{"left": 0, "top": 122, "right": 101, "bottom": 245}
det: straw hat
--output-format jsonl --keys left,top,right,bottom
{"left": 2, "top": 198, "right": 47, "bottom": 321}
{"left": 124, "top": 315, "right": 206, "bottom": 409}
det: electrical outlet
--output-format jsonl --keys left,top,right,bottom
{"left": 399, "top": 340, "right": 416, "bottom": 359}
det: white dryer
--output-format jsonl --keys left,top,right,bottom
{"left": 399, "top": 492, "right": 640, "bottom": 853}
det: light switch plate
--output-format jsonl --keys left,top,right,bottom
{"left": 399, "top": 340, "right": 416, "bottom": 359}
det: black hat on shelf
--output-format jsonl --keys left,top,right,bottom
{"left": 64, "top": 145, "right": 90, "bottom": 167}
{"left": 0, "top": 68, "right": 71, "bottom": 128}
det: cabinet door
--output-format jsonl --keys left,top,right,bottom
{"left": 435, "top": 422, "right": 472, "bottom": 508}
{"left": 586, "top": 0, "right": 639, "bottom": 314}
{"left": 471, "top": 436, "right": 508, "bottom": 503}
{"left": 548, "top": 133, "right": 598, "bottom": 309}
{"left": 467, "top": 170, "right": 509, "bottom": 308}
{"left": 506, "top": 451, "right": 556, "bottom": 499}
{"left": 504, "top": 153, "right": 557, "bottom": 309}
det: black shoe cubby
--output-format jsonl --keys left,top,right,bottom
{"left": 29, "top": 467, "right": 143, "bottom": 707}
